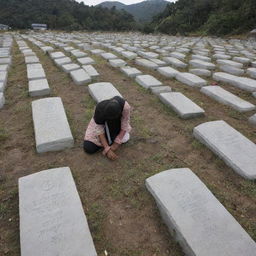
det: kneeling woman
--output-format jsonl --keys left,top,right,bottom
{"left": 84, "top": 96, "right": 132, "bottom": 160}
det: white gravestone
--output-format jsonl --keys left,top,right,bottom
{"left": 135, "top": 75, "right": 162, "bottom": 89}
{"left": 32, "top": 97, "right": 74, "bottom": 153}
{"left": 193, "top": 120, "right": 256, "bottom": 179}
{"left": 19, "top": 167, "right": 97, "bottom": 256}
{"left": 146, "top": 168, "right": 256, "bottom": 256}
{"left": 201, "top": 86, "right": 255, "bottom": 112}
{"left": 88, "top": 82, "right": 122, "bottom": 103}
{"left": 159, "top": 92, "right": 205, "bottom": 119}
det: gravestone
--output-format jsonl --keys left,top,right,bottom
{"left": 77, "top": 57, "right": 95, "bottom": 65}
{"left": 189, "top": 59, "right": 215, "bottom": 70}
{"left": 25, "top": 56, "right": 40, "bottom": 64}
{"left": 101, "top": 52, "right": 117, "bottom": 60}
{"left": 219, "top": 65, "right": 244, "bottom": 76}
{"left": 29, "top": 79, "right": 51, "bottom": 97}
{"left": 49, "top": 52, "right": 66, "bottom": 59}
{"left": 213, "top": 72, "right": 256, "bottom": 92}
{"left": 193, "top": 120, "right": 256, "bottom": 179}
{"left": 201, "top": 86, "right": 255, "bottom": 112}
{"left": 0, "top": 92, "right": 5, "bottom": 108}
{"left": 82, "top": 65, "right": 99, "bottom": 79}
{"left": 176, "top": 72, "right": 207, "bottom": 87}
{"left": 32, "top": 97, "right": 74, "bottom": 153}
{"left": 150, "top": 86, "right": 172, "bottom": 95}
{"left": 159, "top": 92, "right": 205, "bottom": 119}
{"left": 62, "top": 63, "right": 80, "bottom": 73}
{"left": 109, "top": 59, "right": 127, "bottom": 68}
{"left": 27, "top": 68, "right": 46, "bottom": 81}
{"left": 70, "top": 69, "right": 91, "bottom": 85}
{"left": 146, "top": 168, "right": 256, "bottom": 256}
{"left": 247, "top": 68, "right": 256, "bottom": 79}
{"left": 248, "top": 114, "right": 256, "bottom": 126}
{"left": 135, "top": 58, "right": 158, "bottom": 70}
{"left": 0, "top": 71, "right": 7, "bottom": 88}
{"left": 216, "top": 59, "right": 243, "bottom": 68}
{"left": 163, "top": 57, "right": 187, "bottom": 68}
{"left": 135, "top": 75, "right": 162, "bottom": 89}
{"left": 121, "top": 51, "right": 137, "bottom": 60}
{"left": 189, "top": 69, "right": 211, "bottom": 77}
{"left": 120, "top": 66, "right": 142, "bottom": 78}
{"left": 54, "top": 57, "right": 72, "bottom": 67}
{"left": 157, "top": 66, "right": 179, "bottom": 78}
{"left": 19, "top": 167, "right": 97, "bottom": 256}
{"left": 88, "top": 82, "right": 122, "bottom": 103}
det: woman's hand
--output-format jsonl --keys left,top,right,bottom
{"left": 106, "top": 149, "right": 118, "bottom": 160}
{"left": 111, "top": 142, "right": 119, "bottom": 152}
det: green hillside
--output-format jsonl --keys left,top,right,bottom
{"left": 148, "top": 0, "right": 256, "bottom": 36}
{"left": 0, "top": 0, "right": 136, "bottom": 31}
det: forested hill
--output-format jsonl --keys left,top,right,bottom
{"left": 98, "top": 0, "right": 169, "bottom": 23}
{"left": 0, "top": 0, "right": 136, "bottom": 31}
{"left": 149, "top": 0, "right": 256, "bottom": 36}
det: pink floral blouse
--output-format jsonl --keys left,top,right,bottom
{"left": 84, "top": 101, "right": 132, "bottom": 146}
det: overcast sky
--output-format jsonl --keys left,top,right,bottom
{"left": 82, "top": 0, "right": 174, "bottom": 6}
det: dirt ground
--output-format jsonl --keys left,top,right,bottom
{"left": 0, "top": 36, "right": 255, "bottom": 256}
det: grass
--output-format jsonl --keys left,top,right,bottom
{"left": 0, "top": 127, "right": 8, "bottom": 142}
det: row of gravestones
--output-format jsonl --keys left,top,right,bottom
{"left": 0, "top": 34, "right": 13, "bottom": 108}
{"left": 18, "top": 32, "right": 256, "bottom": 256}
{"left": 74, "top": 34, "right": 256, "bottom": 125}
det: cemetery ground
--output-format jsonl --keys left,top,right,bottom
{"left": 0, "top": 37, "right": 256, "bottom": 256}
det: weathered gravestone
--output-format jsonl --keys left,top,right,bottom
{"left": 176, "top": 72, "right": 207, "bottom": 87}
{"left": 0, "top": 92, "right": 5, "bottom": 108}
{"left": 201, "top": 86, "right": 255, "bottom": 112}
{"left": 146, "top": 168, "right": 256, "bottom": 256}
{"left": 135, "top": 75, "right": 162, "bottom": 89}
{"left": 193, "top": 120, "right": 256, "bottom": 179}
{"left": 32, "top": 97, "right": 74, "bottom": 153}
{"left": 70, "top": 69, "right": 91, "bottom": 85}
{"left": 29, "top": 79, "right": 51, "bottom": 97}
{"left": 19, "top": 167, "right": 97, "bottom": 256}
{"left": 159, "top": 92, "right": 205, "bottom": 119}
{"left": 88, "top": 82, "right": 122, "bottom": 103}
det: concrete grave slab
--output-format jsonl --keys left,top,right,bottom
{"left": 29, "top": 79, "right": 51, "bottom": 97}
{"left": 32, "top": 97, "right": 74, "bottom": 153}
{"left": 150, "top": 86, "right": 172, "bottom": 95}
{"left": 0, "top": 57, "right": 11, "bottom": 65}
{"left": 146, "top": 168, "right": 256, "bottom": 256}
{"left": 159, "top": 92, "right": 205, "bottom": 119}
{"left": 157, "top": 66, "right": 179, "bottom": 78}
{"left": 101, "top": 52, "right": 117, "bottom": 60}
{"left": 247, "top": 68, "right": 256, "bottom": 79}
{"left": 109, "top": 59, "right": 127, "bottom": 68}
{"left": 82, "top": 65, "right": 99, "bottom": 79}
{"left": 0, "top": 64, "right": 9, "bottom": 72}
{"left": 120, "top": 66, "right": 142, "bottom": 78}
{"left": 70, "top": 69, "right": 91, "bottom": 85}
{"left": 189, "top": 59, "right": 215, "bottom": 70}
{"left": 135, "top": 75, "right": 162, "bottom": 89}
{"left": 0, "top": 92, "right": 5, "bottom": 108}
{"left": 121, "top": 51, "right": 137, "bottom": 60}
{"left": 213, "top": 72, "right": 256, "bottom": 92}
{"left": 193, "top": 120, "right": 256, "bottom": 179}
{"left": 88, "top": 82, "right": 122, "bottom": 103}
{"left": 176, "top": 72, "right": 207, "bottom": 87}
{"left": 135, "top": 58, "right": 159, "bottom": 70}
{"left": 216, "top": 59, "right": 243, "bottom": 68}
{"left": 191, "top": 54, "right": 211, "bottom": 62}
{"left": 27, "top": 68, "right": 46, "bottom": 81}
{"left": 0, "top": 71, "right": 7, "bottom": 88}
{"left": 25, "top": 56, "right": 39, "bottom": 64}
{"left": 19, "top": 167, "right": 97, "bottom": 256}
{"left": 163, "top": 57, "right": 187, "bottom": 68}
{"left": 77, "top": 57, "right": 95, "bottom": 65}
{"left": 233, "top": 57, "right": 251, "bottom": 64}
{"left": 219, "top": 65, "right": 244, "bottom": 76}
{"left": 189, "top": 69, "right": 211, "bottom": 77}
{"left": 61, "top": 63, "right": 80, "bottom": 73}
{"left": 49, "top": 52, "right": 66, "bottom": 59}
{"left": 54, "top": 57, "right": 72, "bottom": 67}
{"left": 248, "top": 114, "right": 256, "bottom": 126}
{"left": 201, "top": 86, "right": 255, "bottom": 112}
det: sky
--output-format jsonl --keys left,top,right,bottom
{"left": 82, "top": 0, "right": 174, "bottom": 6}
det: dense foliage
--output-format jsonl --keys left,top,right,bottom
{"left": 0, "top": 0, "right": 136, "bottom": 31}
{"left": 147, "top": 0, "right": 256, "bottom": 36}
{"left": 99, "top": 0, "right": 169, "bottom": 23}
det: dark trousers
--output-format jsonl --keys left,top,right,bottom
{"left": 83, "top": 140, "right": 102, "bottom": 154}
